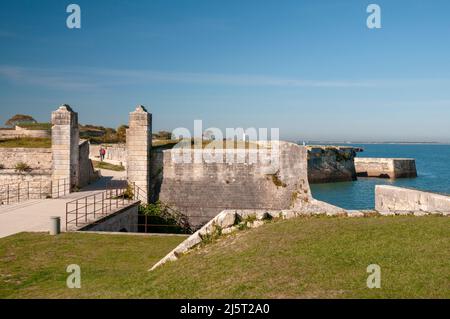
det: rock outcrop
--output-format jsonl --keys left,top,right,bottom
{"left": 307, "top": 146, "right": 361, "bottom": 184}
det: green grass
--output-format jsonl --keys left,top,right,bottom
{"left": 92, "top": 160, "right": 125, "bottom": 171}
{"left": 0, "top": 138, "right": 51, "bottom": 148}
{"left": 0, "top": 232, "right": 186, "bottom": 298}
{"left": 0, "top": 216, "right": 448, "bottom": 298}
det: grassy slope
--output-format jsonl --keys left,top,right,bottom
{"left": 0, "top": 233, "right": 186, "bottom": 298}
{"left": 0, "top": 138, "right": 51, "bottom": 148}
{"left": 0, "top": 216, "right": 448, "bottom": 298}
{"left": 152, "top": 216, "right": 449, "bottom": 299}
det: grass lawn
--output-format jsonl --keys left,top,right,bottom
{"left": 0, "top": 138, "right": 51, "bottom": 148}
{"left": 92, "top": 160, "right": 125, "bottom": 171}
{"left": 0, "top": 233, "right": 186, "bottom": 298}
{"left": 0, "top": 216, "right": 448, "bottom": 298}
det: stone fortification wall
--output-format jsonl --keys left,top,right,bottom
{"left": 355, "top": 158, "right": 417, "bottom": 179}
{"left": 157, "top": 142, "right": 311, "bottom": 227}
{"left": 90, "top": 144, "right": 127, "bottom": 166}
{"left": 375, "top": 185, "right": 450, "bottom": 213}
{"left": 78, "top": 140, "right": 98, "bottom": 188}
{"left": 0, "top": 148, "right": 52, "bottom": 170}
{"left": 79, "top": 202, "right": 140, "bottom": 233}
{"left": 0, "top": 126, "right": 50, "bottom": 140}
{"left": 307, "top": 146, "right": 359, "bottom": 184}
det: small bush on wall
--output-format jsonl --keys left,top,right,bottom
{"left": 14, "top": 162, "right": 32, "bottom": 173}
{"left": 139, "top": 201, "right": 192, "bottom": 234}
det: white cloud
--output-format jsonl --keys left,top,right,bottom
{"left": 0, "top": 65, "right": 376, "bottom": 90}
{"left": 1, "top": 65, "right": 450, "bottom": 93}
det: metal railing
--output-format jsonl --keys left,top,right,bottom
{"left": 52, "top": 178, "right": 71, "bottom": 199}
{"left": 0, "top": 178, "right": 70, "bottom": 205}
{"left": 106, "top": 180, "right": 150, "bottom": 204}
{"left": 66, "top": 180, "right": 260, "bottom": 234}
{"left": 65, "top": 184, "right": 135, "bottom": 230}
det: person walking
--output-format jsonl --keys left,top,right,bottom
{"left": 99, "top": 146, "right": 106, "bottom": 161}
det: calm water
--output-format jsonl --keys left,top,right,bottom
{"left": 310, "top": 144, "right": 450, "bottom": 210}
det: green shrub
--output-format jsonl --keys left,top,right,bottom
{"left": 14, "top": 162, "right": 32, "bottom": 173}
{"left": 201, "top": 225, "right": 222, "bottom": 245}
{"left": 123, "top": 184, "right": 134, "bottom": 200}
{"left": 268, "top": 170, "right": 287, "bottom": 188}
{"left": 139, "top": 201, "right": 192, "bottom": 234}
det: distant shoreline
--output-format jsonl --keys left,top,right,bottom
{"left": 299, "top": 141, "right": 450, "bottom": 146}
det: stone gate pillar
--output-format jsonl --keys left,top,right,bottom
{"left": 51, "top": 104, "right": 79, "bottom": 191}
{"left": 127, "top": 105, "right": 152, "bottom": 203}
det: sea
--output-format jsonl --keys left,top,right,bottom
{"left": 309, "top": 144, "right": 450, "bottom": 210}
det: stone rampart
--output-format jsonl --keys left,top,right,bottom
{"left": 375, "top": 185, "right": 450, "bottom": 213}
{"left": 78, "top": 140, "right": 98, "bottom": 188}
{"left": 0, "top": 126, "right": 50, "bottom": 140}
{"left": 79, "top": 201, "right": 140, "bottom": 233}
{"left": 90, "top": 144, "right": 127, "bottom": 166}
{"left": 307, "top": 146, "right": 359, "bottom": 183}
{"left": 355, "top": 158, "right": 417, "bottom": 179}
{"left": 0, "top": 147, "right": 52, "bottom": 170}
{"left": 156, "top": 142, "right": 311, "bottom": 226}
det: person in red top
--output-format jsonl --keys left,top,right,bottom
{"left": 99, "top": 147, "right": 106, "bottom": 161}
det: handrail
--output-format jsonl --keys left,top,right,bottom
{"left": 65, "top": 181, "right": 249, "bottom": 234}
{"left": 65, "top": 184, "right": 136, "bottom": 231}
{"left": 0, "top": 178, "right": 70, "bottom": 205}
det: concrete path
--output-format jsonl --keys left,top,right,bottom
{"left": 0, "top": 169, "right": 126, "bottom": 239}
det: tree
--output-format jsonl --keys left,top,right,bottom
{"left": 5, "top": 114, "right": 37, "bottom": 127}
{"left": 117, "top": 125, "right": 128, "bottom": 143}
{"left": 153, "top": 130, "right": 172, "bottom": 140}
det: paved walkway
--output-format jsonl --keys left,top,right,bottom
{"left": 0, "top": 169, "right": 126, "bottom": 238}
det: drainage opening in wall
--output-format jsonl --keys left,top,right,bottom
{"left": 137, "top": 201, "right": 193, "bottom": 235}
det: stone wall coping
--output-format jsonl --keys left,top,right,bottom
{"left": 0, "top": 169, "right": 52, "bottom": 176}
{"left": 355, "top": 157, "right": 415, "bottom": 161}
{"left": 0, "top": 148, "right": 52, "bottom": 152}
{"left": 375, "top": 185, "right": 450, "bottom": 197}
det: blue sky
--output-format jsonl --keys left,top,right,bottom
{"left": 1, "top": 0, "right": 450, "bottom": 142}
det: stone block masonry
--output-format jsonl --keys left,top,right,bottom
{"left": 307, "top": 146, "right": 359, "bottom": 184}
{"left": 79, "top": 201, "right": 140, "bottom": 233}
{"left": 375, "top": 185, "right": 450, "bottom": 213}
{"left": 51, "top": 105, "right": 79, "bottom": 189}
{"left": 157, "top": 141, "right": 312, "bottom": 227}
{"left": 127, "top": 105, "right": 152, "bottom": 203}
{"left": 78, "top": 140, "right": 99, "bottom": 188}
{"left": 90, "top": 144, "right": 127, "bottom": 167}
{"left": 355, "top": 158, "right": 417, "bottom": 179}
{"left": 0, "top": 148, "right": 52, "bottom": 170}
{"left": 0, "top": 126, "right": 50, "bottom": 140}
